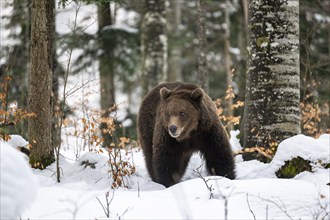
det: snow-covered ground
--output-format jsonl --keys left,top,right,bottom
{"left": 0, "top": 141, "right": 37, "bottom": 219}
{"left": 0, "top": 133, "right": 329, "bottom": 219}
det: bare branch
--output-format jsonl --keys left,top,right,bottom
{"left": 246, "top": 193, "right": 257, "bottom": 220}
{"left": 193, "top": 165, "right": 214, "bottom": 199}
{"left": 96, "top": 190, "right": 115, "bottom": 218}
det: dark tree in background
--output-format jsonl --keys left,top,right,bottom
{"left": 197, "top": 0, "right": 208, "bottom": 93}
{"left": 243, "top": 0, "right": 301, "bottom": 161}
{"left": 224, "top": 0, "right": 234, "bottom": 131}
{"left": 28, "top": 0, "right": 55, "bottom": 168}
{"left": 0, "top": 0, "right": 31, "bottom": 138}
{"left": 141, "top": 0, "right": 167, "bottom": 95}
{"left": 300, "top": 0, "right": 330, "bottom": 135}
{"left": 167, "top": 0, "right": 182, "bottom": 82}
{"left": 98, "top": 2, "right": 116, "bottom": 147}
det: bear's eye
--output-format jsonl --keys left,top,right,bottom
{"left": 179, "top": 111, "right": 185, "bottom": 117}
{"left": 167, "top": 113, "right": 171, "bottom": 118}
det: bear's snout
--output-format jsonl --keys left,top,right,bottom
{"left": 169, "top": 125, "right": 177, "bottom": 134}
{"left": 168, "top": 117, "right": 182, "bottom": 138}
{"left": 168, "top": 124, "right": 181, "bottom": 138}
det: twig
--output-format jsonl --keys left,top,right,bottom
{"left": 137, "top": 181, "right": 140, "bottom": 198}
{"left": 313, "top": 192, "right": 330, "bottom": 220}
{"left": 118, "top": 207, "right": 130, "bottom": 220}
{"left": 246, "top": 193, "right": 257, "bottom": 220}
{"left": 193, "top": 165, "right": 214, "bottom": 199}
{"left": 59, "top": 198, "right": 82, "bottom": 220}
{"left": 214, "top": 179, "right": 235, "bottom": 220}
{"left": 252, "top": 194, "right": 294, "bottom": 220}
{"left": 96, "top": 190, "right": 115, "bottom": 218}
{"left": 55, "top": 1, "right": 82, "bottom": 183}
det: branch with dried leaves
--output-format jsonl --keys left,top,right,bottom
{"left": 234, "top": 146, "right": 274, "bottom": 160}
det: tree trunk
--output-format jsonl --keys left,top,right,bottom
{"left": 141, "top": 0, "right": 167, "bottom": 95}
{"left": 243, "top": 0, "right": 300, "bottom": 161}
{"left": 167, "top": 0, "right": 182, "bottom": 82}
{"left": 224, "top": 0, "right": 233, "bottom": 132}
{"left": 50, "top": 0, "right": 61, "bottom": 161}
{"left": 98, "top": 2, "right": 116, "bottom": 147}
{"left": 28, "top": 0, "right": 54, "bottom": 168}
{"left": 197, "top": 0, "right": 208, "bottom": 93}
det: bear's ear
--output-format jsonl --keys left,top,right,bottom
{"left": 191, "top": 88, "right": 204, "bottom": 102}
{"left": 160, "top": 87, "right": 172, "bottom": 100}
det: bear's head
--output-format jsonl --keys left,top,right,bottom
{"left": 159, "top": 87, "right": 204, "bottom": 142}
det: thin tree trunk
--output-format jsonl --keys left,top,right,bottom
{"left": 98, "top": 2, "right": 116, "bottom": 147}
{"left": 238, "top": 0, "right": 249, "bottom": 144}
{"left": 243, "top": 0, "right": 300, "bottom": 161}
{"left": 197, "top": 0, "right": 208, "bottom": 93}
{"left": 167, "top": 0, "right": 182, "bottom": 82}
{"left": 224, "top": 0, "right": 233, "bottom": 132}
{"left": 51, "top": 0, "right": 61, "bottom": 163}
{"left": 241, "top": 0, "right": 248, "bottom": 34}
{"left": 28, "top": 0, "right": 54, "bottom": 168}
{"left": 141, "top": 0, "right": 167, "bottom": 95}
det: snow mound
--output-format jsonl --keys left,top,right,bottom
{"left": 6, "top": 135, "right": 29, "bottom": 148}
{"left": 235, "top": 134, "right": 330, "bottom": 182}
{"left": 0, "top": 141, "right": 38, "bottom": 219}
{"left": 268, "top": 134, "right": 330, "bottom": 171}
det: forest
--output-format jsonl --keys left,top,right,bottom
{"left": 0, "top": 0, "right": 329, "bottom": 219}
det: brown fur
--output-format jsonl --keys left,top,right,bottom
{"left": 137, "top": 82, "right": 236, "bottom": 187}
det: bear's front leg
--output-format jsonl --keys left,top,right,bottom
{"left": 152, "top": 148, "right": 183, "bottom": 187}
{"left": 200, "top": 125, "right": 236, "bottom": 180}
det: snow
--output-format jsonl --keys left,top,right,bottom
{"left": 56, "top": 2, "right": 98, "bottom": 35}
{"left": 102, "top": 24, "right": 138, "bottom": 34}
{"left": 1, "top": 134, "right": 327, "bottom": 219}
{"left": 314, "top": 14, "right": 330, "bottom": 23}
{"left": 229, "top": 130, "right": 242, "bottom": 151}
{"left": 5, "top": 135, "right": 29, "bottom": 148}
{"left": 229, "top": 47, "right": 240, "bottom": 55}
{"left": 0, "top": 141, "right": 38, "bottom": 219}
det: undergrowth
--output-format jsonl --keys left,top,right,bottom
{"left": 62, "top": 103, "right": 135, "bottom": 189}
{"left": 0, "top": 76, "right": 35, "bottom": 141}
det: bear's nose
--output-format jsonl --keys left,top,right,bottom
{"left": 169, "top": 125, "right": 177, "bottom": 134}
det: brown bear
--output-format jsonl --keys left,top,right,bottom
{"left": 137, "top": 82, "right": 235, "bottom": 187}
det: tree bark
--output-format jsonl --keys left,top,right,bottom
{"left": 141, "top": 0, "right": 167, "bottom": 95}
{"left": 197, "top": 0, "right": 208, "bottom": 93}
{"left": 97, "top": 2, "right": 116, "bottom": 147}
{"left": 224, "top": 0, "right": 233, "bottom": 132}
{"left": 167, "top": 0, "right": 182, "bottom": 82}
{"left": 28, "top": 0, "right": 54, "bottom": 168}
{"left": 243, "top": 0, "right": 301, "bottom": 161}
{"left": 50, "top": 0, "right": 61, "bottom": 163}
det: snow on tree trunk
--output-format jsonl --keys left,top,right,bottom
{"left": 28, "top": 0, "right": 54, "bottom": 168}
{"left": 141, "top": 0, "right": 167, "bottom": 95}
{"left": 197, "top": 0, "right": 208, "bottom": 93}
{"left": 243, "top": 0, "right": 301, "bottom": 160}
